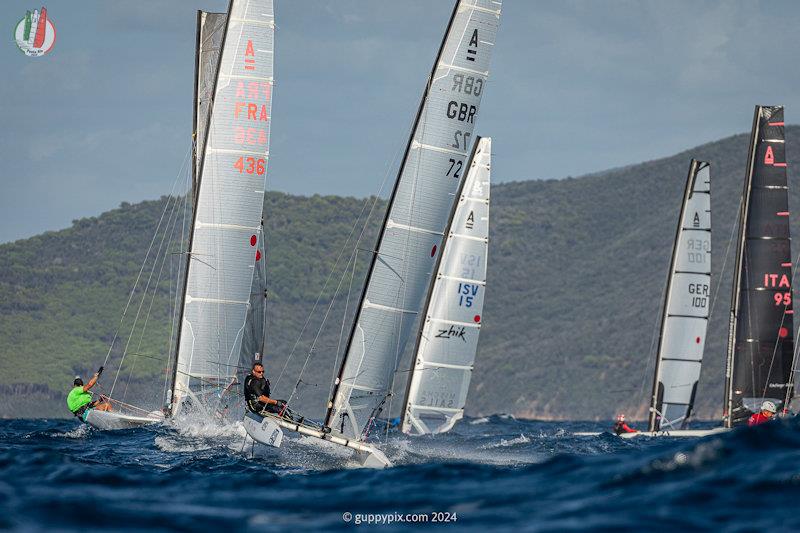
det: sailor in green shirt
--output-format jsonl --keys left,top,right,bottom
{"left": 67, "top": 366, "right": 112, "bottom": 420}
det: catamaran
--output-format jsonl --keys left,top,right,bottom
{"left": 622, "top": 105, "right": 795, "bottom": 439}
{"left": 639, "top": 159, "right": 713, "bottom": 435}
{"left": 243, "top": 0, "right": 501, "bottom": 466}
{"left": 82, "top": 0, "right": 273, "bottom": 430}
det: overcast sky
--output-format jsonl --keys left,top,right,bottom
{"left": 2, "top": 1, "right": 800, "bottom": 243}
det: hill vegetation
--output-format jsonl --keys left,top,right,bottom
{"left": 3, "top": 128, "right": 800, "bottom": 421}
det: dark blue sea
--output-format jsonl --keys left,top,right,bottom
{"left": 2, "top": 414, "right": 800, "bottom": 531}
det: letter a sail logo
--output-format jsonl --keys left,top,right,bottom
{"left": 15, "top": 7, "right": 56, "bottom": 57}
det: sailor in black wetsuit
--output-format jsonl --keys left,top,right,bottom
{"left": 244, "top": 362, "right": 284, "bottom": 415}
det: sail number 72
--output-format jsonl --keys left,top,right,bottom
{"left": 234, "top": 157, "right": 266, "bottom": 175}
{"left": 447, "top": 158, "right": 463, "bottom": 179}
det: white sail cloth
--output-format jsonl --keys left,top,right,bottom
{"left": 402, "top": 137, "right": 491, "bottom": 435}
{"left": 651, "top": 162, "right": 711, "bottom": 430}
{"left": 172, "top": 0, "right": 274, "bottom": 414}
{"left": 327, "top": 0, "right": 502, "bottom": 441}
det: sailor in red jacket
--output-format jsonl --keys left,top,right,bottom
{"left": 613, "top": 414, "right": 637, "bottom": 435}
{"left": 748, "top": 400, "right": 777, "bottom": 426}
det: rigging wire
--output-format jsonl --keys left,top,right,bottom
{"left": 110, "top": 191, "right": 182, "bottom": 398}
{"left": 121, "top": 186, "right": 186, "bottom": 402}
{"left": 163, "top": 181, "right": 191, "bottom": 406}
{"left": 101, "top": 144, "right": 192, "bottom": 398}
{"left": 101, "top": 145, "right": 192, "bottom": 372}
{"left": 273, "top": 120, "right": 410, "bottom": 397}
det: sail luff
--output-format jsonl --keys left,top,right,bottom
{"left": 647, "top": 160, "right": 711, "bottom": 432}
{"left": 325, "top": 0, "right": 501, "bottom": 440}
{"left": 401, "top": 136, "right": 490, "bottom": 435}
{"left": 724, "top": 105, "right": 794, "bottom": 427}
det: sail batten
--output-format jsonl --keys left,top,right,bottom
{"left": 325, "top": 0, "right": 501, "bottom": 440}
{"left": 648, "top": 160, "right": 711, "bottom": 432}
{"left": 401, "top": 136, "right": 492, "bottom": 436}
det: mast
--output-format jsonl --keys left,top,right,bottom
{"left": 647, "top": 160, "right": 711, "bottom": 432}
{"left": 169, "top": 0, "right": 274, "bottom": 415}
{"left": 191, "top": 10, "right": 202, "bottom": 199}
{"left": 724, "top": 106, "right": 793, "bottom": 427}
{"left": 325, "top": 0, "right": 502, "bottom": 439}
{"left": 401, "top": 137, "right": 490, "bottom": 435}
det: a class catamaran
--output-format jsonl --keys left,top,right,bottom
{"left": 645, "top": 159, "right": 712, "bottom": 433}
{"left": 244, "top": 0, "right": 501, "bottom": 466}
{"left": 624, "top": 105, "right": 796, "bottom": 439}
{"left": 84, "top": 0, "right": 273, "bottom": 430}
{"left": 723, "top": 106, "right": 795, "bottom": 427}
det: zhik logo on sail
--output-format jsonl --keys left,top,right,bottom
{"left": 14, "top": 7, "right": 56, "bottom": 57}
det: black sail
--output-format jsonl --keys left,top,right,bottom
{"left": 724, "top": 106, "right": 794, "bottom": 427}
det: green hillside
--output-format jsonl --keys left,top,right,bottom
{"left": 2, "top": 128, "right": 800, "bottom": 421}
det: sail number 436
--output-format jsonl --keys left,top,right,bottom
{"left": 234, "top": 157, "right": 266, "bottom": 175}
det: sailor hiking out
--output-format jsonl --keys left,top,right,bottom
{"left": 748, "top": 401, "right": 778, "bottom": 426}
{"left": 613, "top": 414, "right": 637, "bottom": 435}
{"left": 66, "top": 367, "right": 112, "bottom": 420}
{"left": 243, "top": 361, "right": 311, "bottom": 426}
{"left": 244, "top": 362, "right": 285, "bottom": 415}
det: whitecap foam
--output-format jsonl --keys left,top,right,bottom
{"left": 52, "top": 424, "right": 90, "bottom": 439}
{"left": 481, "top": 434, "right": 530, "bottom": 449}
{"left": 154, "top": 435, "right": 212, "bottom": 453}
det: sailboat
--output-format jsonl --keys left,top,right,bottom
{"left": 643, "top": 159, "right": 713, "bottom": 433}
{"left": 400, "top": 137, "right": 491, "bottom": 436}
{"left": 723, "top": 105, "right": 795, "bottom": 427}
{"left": 84, "top": 0, "right": 273, "bottom": 430}
{"left": 243, "top": 0, "right": 501, "bottom": 466}
{"left": 621, "top": 105, "right": 794, "bottom": 439}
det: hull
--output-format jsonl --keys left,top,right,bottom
{"left": 84, "top": 409, "right": 163, "bottom": 431}
{"left": 242, "top": 411, "right": 284, "bottom": 448}
{"left": 243, "top": 411, "right": 391, "bottom": 469}
{"left": 618, "top": 427, "right": 730, "bottom": 439}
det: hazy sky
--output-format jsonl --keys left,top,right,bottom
{"left": 2, "top": 1, "right": 800, "bottom": 243}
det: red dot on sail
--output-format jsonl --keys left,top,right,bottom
{"left": 430, "top": 245, "right": 437, "bottom": 257}
{"left": 255, "top": 250, "right": 262, "bottom": 261}
{"left": 695, "top": 337, "right": 701, "bottom": 344}
{"left": 779, "top": 326, "right": 789, "bottom": 338}
{"left": 473, "top": 315, "right": 481, "bottom": 323}
{"left": 250, "top": 235, "right": 257, "bottom": 246}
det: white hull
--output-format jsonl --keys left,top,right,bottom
{"left": 243, "top": 411, "right": 391, "bottom": 468}
{"left": 618, "top": 427, "right": 730, "bottom": 439}
{"left": 84, "top": 409, "right": 163, "bottom": 430}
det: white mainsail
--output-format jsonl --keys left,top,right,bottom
{"left": 326, "top": 0, "right": 502, "bottom": 441}
{"left": 648, "top": 160, "right": 711, "bottom": 431}
{"left": 401, "top": 137, "right": 491, "bottom": 435}
{"left": 170, "top": 0, "right": 274, "bottom": 415}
